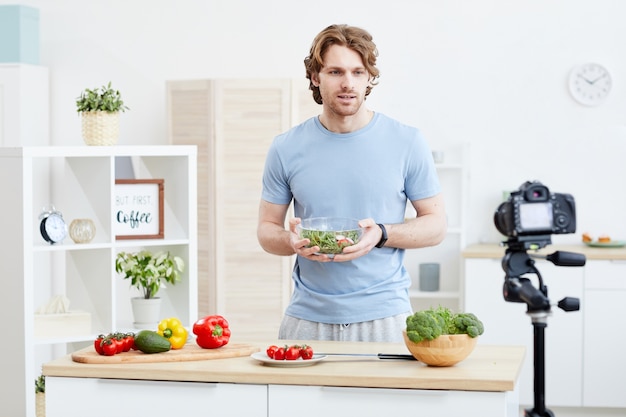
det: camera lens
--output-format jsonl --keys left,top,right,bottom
{"left": 494, "top": 202, "right": 513, "bottom": 236}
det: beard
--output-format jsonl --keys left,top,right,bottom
{"left": 322, "top": 90, "right": 366, "bottom": 117}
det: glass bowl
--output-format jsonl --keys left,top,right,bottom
{"left": 297, "top": 217, "right": 363, "bottom": 256}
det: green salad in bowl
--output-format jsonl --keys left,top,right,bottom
{"left": 297, "top": 217, "right": 363, "bottom": 256}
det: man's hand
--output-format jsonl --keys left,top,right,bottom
{"left": 289, "top": 217, "right": 334, "bottom": 262}
{"left": 330, "top": 218, "right": 380, "bottom": 262}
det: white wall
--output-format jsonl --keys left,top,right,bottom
{"left": 6, "top": 0, "right": 626, "bottom": 246}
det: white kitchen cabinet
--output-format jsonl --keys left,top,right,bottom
{"left": 269, "top": 384, "right": 518, "bottom": 417}
{"left": 167, "top": 78, "right": 318, "bottom": 341}
{"left": 406, "top": 144, "right": 468, "bottom": 312}
{"left": 582, "top": 260, "right": 626, "bottom": 408}
{"left": 45, "top": 379, "right": 518, "bottom": 417}
{"left": 46, "top": 377, "right": 267, "bottom": 417}
{"left": 464, "top": 256, "right": 584, "bottom": 407}
{"left": 1, "top": 146, "right": 197, "bottom": 417}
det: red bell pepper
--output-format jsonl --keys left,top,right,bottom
{"left": 193, "top": 315, "right": 231, "bottom": 349}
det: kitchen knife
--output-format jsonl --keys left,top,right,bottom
{"left": 317, "top": 352, "right": 416, "bottom": 360}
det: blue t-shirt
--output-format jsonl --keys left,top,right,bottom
{"left": 261, "top": 112, "right": 441, "bottom": 324}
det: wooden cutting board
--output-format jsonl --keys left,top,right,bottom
{"left": 71, "top": 343, "right": 260, "bottom": 364}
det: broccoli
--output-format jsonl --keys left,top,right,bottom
{"left": 405, "top": 309, "right": 444, "bottom": 343}
{"left": 452, "top": 313, "right": 485, "bottom": 338}
{"left": 405, "top": 306, "right": 484, "bottom": 343}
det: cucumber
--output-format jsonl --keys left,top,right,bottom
{"left": 134, "top": 330, "right": 172, "bottom": 354}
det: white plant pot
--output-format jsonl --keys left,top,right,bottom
{"left": 130, "top": 297, "right": 162, "bottom": 328}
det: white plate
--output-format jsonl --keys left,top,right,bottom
{"left": 584, "top": 240, "right": 626, "bottom": 248}
{"left": 250, "top": 351, "right": 327, "bottom": 367}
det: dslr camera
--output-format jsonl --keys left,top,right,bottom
{"left": 494, "top": 181, "right": 576, "bottom": 248}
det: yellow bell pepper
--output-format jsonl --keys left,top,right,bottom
{"left": 157, "top": 317, "right": 188, "bottom": 349}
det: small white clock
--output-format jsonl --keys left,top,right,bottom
{"left": 568, "top": 63, "right": 612, "bottom": 106}
{"left": 39, "top": 206, "right": 68, "bottom": 244}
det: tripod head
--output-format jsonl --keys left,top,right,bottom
{"left": 501, "top": 236, "right": 585, "bottom": 314}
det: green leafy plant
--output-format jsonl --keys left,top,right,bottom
{"left": 35, "top": 374, "right": 45, "bottom": 394}
{"left": 115, "top": 250, "right": 185, "bottom": 299}
{"left": 76, "top": 81, "right": 129, "bottom": 113}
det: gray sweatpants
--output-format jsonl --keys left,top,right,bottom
{"left": 278, "top": 313, "right": 410, "bottom": 343}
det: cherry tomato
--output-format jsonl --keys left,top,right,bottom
{"left": 336, "top": 235, "right": 354, "bottom": 249}
{"left": 300, "top": 345, "right": 314, "bottom": 360}
{"left": 285, "top": 345, "right": 301, "bottom": 360}
{"left": 266, "top": 345, "right": 279, "bottom": 359}
{"left": 122, "top": 334, "right": 134, "bottom": 352}
{"left": 94, "top": 335, "right": 106, "bottom": 355}
{"left": 273, "top": 346, "right": 285, "bottom": 360}
{"left": 112, "top": 336, "right": 125, "bottom": 354}
{"left": 101, "top": 339, "right": 118, "bottom": 356}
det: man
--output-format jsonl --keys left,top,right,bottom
{"left": 257, "top": 24, "right": 446, "bottom": 342}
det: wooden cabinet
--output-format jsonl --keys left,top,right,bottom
{"left": 405, "top": 144, "right": 468, "bottom": 312}
{"left": 0, "top": 146, "right": 197, "bottom": 417}
{"left": 582, "top": 260, "right": 626, "bottom": 408}
{"left": 167, "top": 78, "right": 319, "bottom": 340}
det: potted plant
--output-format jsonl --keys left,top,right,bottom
{"left": 35, "top": 373, "right": 45, "bottom": 417}
{"left": 115, "top": 250, "right": 184, "bottom": 325}
{"left": 76, "top": 81, "right": 129, "bottom": 146}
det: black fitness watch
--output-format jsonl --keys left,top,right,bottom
{"left": 375, "top": 223, "right": 388, "bottom": 248}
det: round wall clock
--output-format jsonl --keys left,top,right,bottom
{"left": 39, "top": 206, "right": 68, "bottom": 244}
{"left": 568, "top": 63, "right": 612, "bottom": 106}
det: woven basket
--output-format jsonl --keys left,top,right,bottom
{"left": 36, "top": 392, "right": 45, "bottom": 417}
{"left": 81, "top": 111, "right": 120, "bottom": 146}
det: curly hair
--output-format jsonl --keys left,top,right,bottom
{"left": 304, "top": 24, "right": 380, "bottom": 105}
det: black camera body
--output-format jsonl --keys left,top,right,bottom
{"left": 494, "top": 181, "right": 576, "bottom": 240}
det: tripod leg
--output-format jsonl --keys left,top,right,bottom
{"left": 524, "top": 321, "right": 554, "bottom": 417}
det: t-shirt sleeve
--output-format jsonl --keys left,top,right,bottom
{"left": 404, "top": 130, "right": 441, "bottom": 201}
{"left": 261, "top": 140, "right": 293, "bottom": 205}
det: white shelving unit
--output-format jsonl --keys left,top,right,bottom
{"left": 404, "top": 144, "right": 468, "bottom": 312}
{"left": 1, "top": 145, "right": 197, "bottom": 417}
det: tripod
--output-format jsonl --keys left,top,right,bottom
{"left": 501, "top": 237, "right": 584, "bottom": 417}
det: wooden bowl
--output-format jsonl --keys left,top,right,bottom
{"left": 402, "top": 330, "right": 478, "bottom": 366}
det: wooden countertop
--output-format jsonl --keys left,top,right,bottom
{"left": 43, "top": 339, "right": 525, "bottom": 392}
{"left": 463, "top": 243, "right": 626, "bottom": 260}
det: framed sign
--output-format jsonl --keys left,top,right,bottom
{"left": 114, "top": 179, "right": 164, "bottom": 240}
